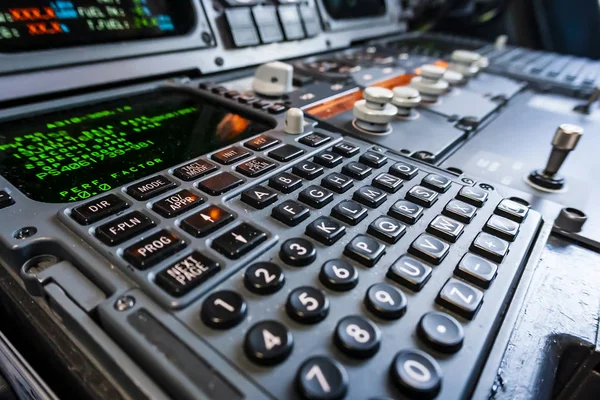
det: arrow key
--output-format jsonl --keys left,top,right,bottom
{"left": 212, "top": 223, "right": 268, "bottom": 259}
{"left": 306, "top": 216, "right": 346, "bottom": 245}
{"left": 181, "top": 205, "right": 234, "bottom": 237}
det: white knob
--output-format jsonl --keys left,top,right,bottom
{"left": 410, "top": 76, "right": 449, "bottom": 96}
{"left": 443, "top": 69, "right": 465, "bottom": 86}
{"left": 284, "top": 108, "right": 305, "bottom": 135}
{"left": 477, "top": 56, "right": 489, "bottom": 69}
{"left": 252, "top": 61, "right": 294, "bottom": 97}
{"left": 392, "top": 86, "right": 421, "bottom": 108}
{"left": 447, "top": 62, "right": 479, "bottom": 77}
{"left": 420, "top": 64, "right": 445, "bottom": 81}
{"left": 451, "top": 50, "right": 481, "bottom": 65}
{"left": 363, "top": 87, "right": 394, "bottom": 108}
{"left": 495, "top": 35, "right": 508, "bottom": 50}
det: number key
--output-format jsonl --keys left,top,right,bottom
{"left": 319, "top": 259, "right": 358, "bottom": 291}
{"left": 280, "top": 238, "right": 317, "bottom": 266}
{"left": 244, "top": 262, "right": 285, "bottom": 294}
{"left": 334, "top": 315, "right": 381, "bottom": 359}
{"left": 201, "top": 290, "right": 247, "bottom": 329}
{"left": 286, "top": 286, "right": 329, "bottom": 324}
{"left": 244, "top": 320, "right": 293, "bottom": 365}
{"left": 297, "top": 356, "right": 348, "bottom": 400}
{"left": 391, "top": 349, "right": 442, "bottom": 399}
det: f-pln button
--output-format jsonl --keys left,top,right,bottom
{"left": 344, "top": 235, "right": 385, "bottom": 267}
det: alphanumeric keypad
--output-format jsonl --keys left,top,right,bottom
{"left": 455, "top": 253, "right": 498, "bottom": 288}
{"left": 272, "top": 200, "right": 310, "bottom": 226}
{"left": 314, "top": 151, "right": 343, "bottom": 168}
{"left": 299, "top": 185, "right": 334, "bottom": 208}
{"left": 437, "top": 278, "right": 484, "bottom": 319}
{"left": 388, "top": 256, "right": 432, "bottom": 291}
{"left": 391, "top": 349, "right": 442, "bottom": 398}
{"left": 270, "top": 172, "right": 303, "bottom": 193}
{"left": 286, "top": 286, "right": 329, "bottom": 324}
{"left": 457, "top": 186, "right": 489, "bottom": 207}
{"left": 201, "top": 290, "right": 247, "bottom": 329}
{"left": 373, "top": 172, "right": 403, "bottom": 193}
{"left": 241, "top": 185, "right": 278, "bottom": 209}
{"left": 244, "top": 320, "right": 293, "bottom": 365}
{"left": 389, "top": 161, "right": 418, "bottom": 180}
{"left": 427, "top": 215, "right": 464, "bottom": 243}
{"left": 322, "top": 173, "right": 354, "bottom": 193}
{"left": 334, "top": 315, "right": 380, "bottom": 358}
{"left": 344, "top": 235, "right": 385, "bottom": 267}
{"left": 280, "top": 238, "right": 317, "bottom": 266}
{"left": 306, "top": 216, "right": 346, "bottom": 245}
{"left": 422, "top": 174, "right": 452, "bottom": 193}
{"left": 368, "top": 216, "right": 406, "bottom": 244}
{"left": 471, "top": 232, "right": 509, "bottom": 263}
{"left": 409, "top": 234, "right": 450, "bottom": 265}
{"left": 389, "top": 200, "right": 423, "bottom": 225}
{"left": 485, "top": 215, "right": 520, "bottom": 241}
{"left": 333, "top": 141, "right": 360, "bottom": 157}
{"left": 292, "top": 160, "right": 324, "bottom": 180}
{"left": 360, "top": 151, "right": 388, "bottom": 168}
{"left": 244, "top": 262, "right": 285, "bottom": 295}
{"left": 444, "top": 199, "right": 477, "bottom": 223}
{"left": 406, "top": 185, "right": 438, "bottom": 207}
{"left": 365, "top": 283, "right": 407, "bottom": 320}
{"left": 319, "top": 259, "right": 358, "bottom": 291}
{"left": 342, "top": 162, "right": 372, "bottom": 180}
{"left": 496, "top": 198, "right": 529, "bottom": 222}
{"left": 332, "top": 200, "right": 367, "bottom": 225}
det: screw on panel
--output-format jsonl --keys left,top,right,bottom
{"left": 479, "top": 183, "right": 495, "bottom": 191}
{"left": 14, "top": 226, "right": 37, "bottom": 239}
{"left": 114, "top": 296, "right": 136, "bottom": 312}
{"left": 201, "top": 32, "right": 213, "bottom": 45}
{"left": 461, "top": 177, "right": 475, "bottom": 185}
{"left": 215, "top": 57, "right": 224, "bottom": 67}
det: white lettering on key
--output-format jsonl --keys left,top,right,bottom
{"left": 317, "top": 222, "right": 335, "bottom": 233}
{"left": 379, "top": 221, "right": 398, "bottom": 232}
{"left": 356, "top": 241, "right": 372, "bottom": 253}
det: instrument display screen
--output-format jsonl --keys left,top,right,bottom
{"left": 0, "top": 91, "right": 272, "bottom": 203}
{"left": 322, "top": 0, "right": 387, "bottom": 20}
{"left": 0, "top": 0, "right": 195, "bottom": 52}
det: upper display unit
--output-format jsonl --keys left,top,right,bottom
{"left": 0, "top": 0, "right": 196, "bottom": 53}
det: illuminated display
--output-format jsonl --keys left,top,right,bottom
{"left": 0, "top": 92, "right": 272, "bottom": 203}
{"left": 0, "top": 0, "right": 194, "bottom": 52}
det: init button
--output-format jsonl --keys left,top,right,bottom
{"left": 123, "top": 230, "right": 186, "bottom": 270}
{"left": 95, "top": 211, "right": 155, "bottom": 246}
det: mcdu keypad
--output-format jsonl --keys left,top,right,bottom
{"left": 64, "top": 132, "right": 541, "bottom": 400}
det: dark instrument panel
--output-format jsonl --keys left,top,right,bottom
{"left": 0, "top": 1, "right": 599, "bottom": 400}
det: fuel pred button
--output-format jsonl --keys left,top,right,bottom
{"left": 123, "top": 230, "right": 186, "bottom": 270}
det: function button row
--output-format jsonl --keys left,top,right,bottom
{"left": 212, "top": 146, "right": 251, "bottom": 165}
{"left": 212, "top": 223, "right": 267, "bottom": 260}
{"left": 127, "top": 175, "right": 176, "bottom": 201}
{"left": 241, "top": 185, "right": 278, "bottom": 209}
{"left": 152, "top": 189, "right": 204, "bottom": 218}
{"left": 155, "top": 251, "right": 220, "bottom": 297}
{"left": 298, "top": 132, "right": 331, "bottom": 147}
{"left": 123, "top": 229, "right": 186, "bottom": 270}
{"left": 268, "top": 144, "right": 305, "bottom": 162}
{"left": 197, "top": 172, "right": 244, "bottom": 196}
{"left": 96, "top": 211, "right": 155, "bottom": 246}
{"left": 245, "top": 135, "right": 280, "bottom": 151}
{"left": 236, "top": 157, "right": 277, "bottom": 178}
{"left": 173, "top": 159, "right": 217, "bottom": 182}
{"left": 181, "top": 205, "right": 233, "bottom": 237}
{"left": 72, "top": 193, "right": 128, "bottom": 225}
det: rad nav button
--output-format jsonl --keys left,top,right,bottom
{"left": 127, "top": 175, "right": 176, "bottom": 201}
{"left": 123, "top": 230, "right": 186, "bottom": 270}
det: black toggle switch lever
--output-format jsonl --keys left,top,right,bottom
{"left": 527, "top": 124, "right": 583, "bottom": 191}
